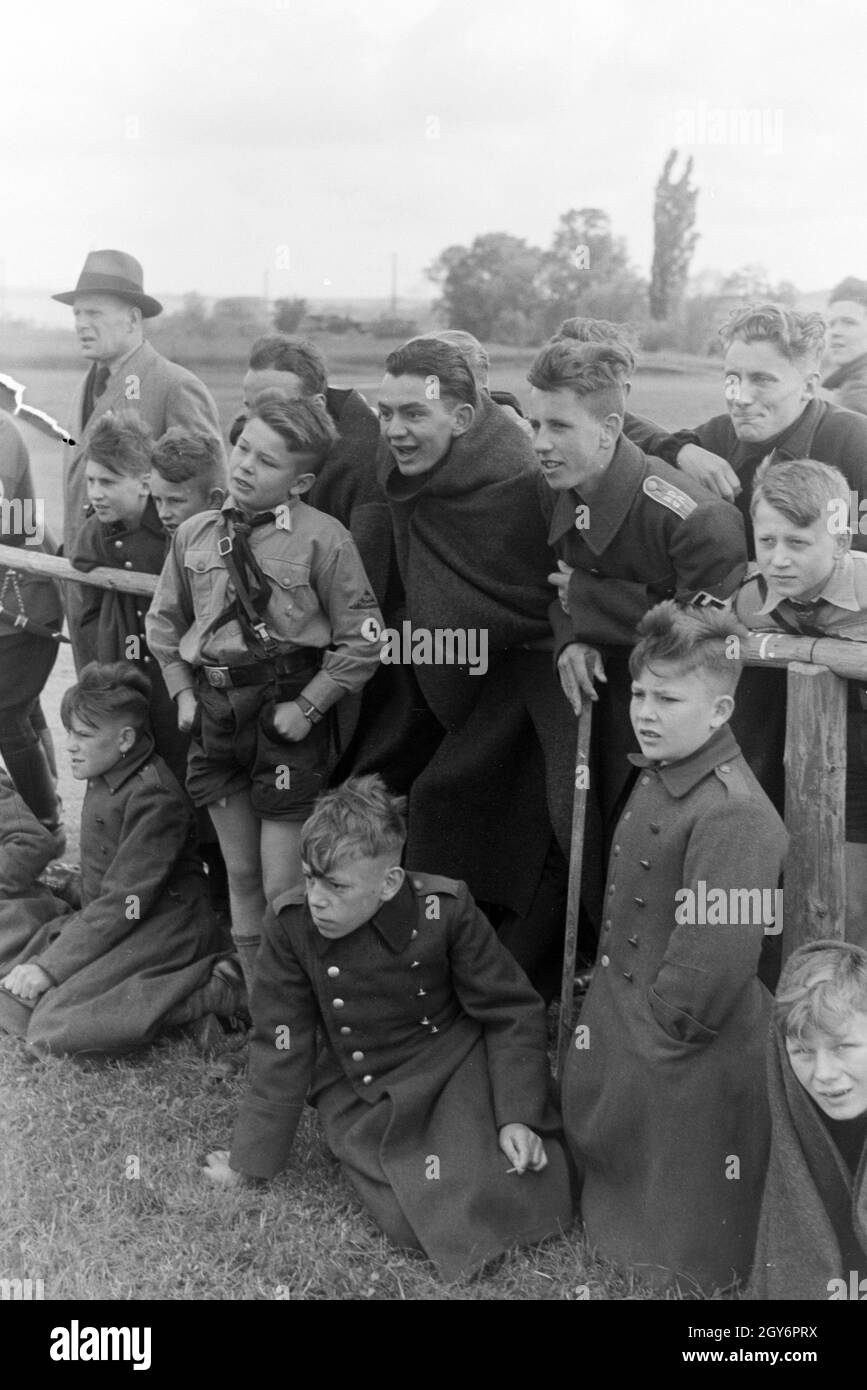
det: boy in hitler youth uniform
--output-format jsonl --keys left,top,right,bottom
{"left": 148, "top": 427, "right": 226, "bottom": 537}
{"left": 562, "top": 602, "right": 788, "bottom": 1294}
{"left": 147, "top": 393, "right": 383, "bottom": 990}
{"left": 735, "top": 457, "right": 867, "bottom": 946}
{"left": 203, "top": 775, "right": 573, "bottom": 1282}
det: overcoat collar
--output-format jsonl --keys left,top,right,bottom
{"left": 547, "top": 434, "right": 644, "bottom": 553}
{"left": 100, "top": 730, "right": 155, "bottom": 793}
{"left": 628, "top": 723, "right": 741, "bottom": 798}
{"left": 275, "top": 876, "right": 416, "bottom": 956}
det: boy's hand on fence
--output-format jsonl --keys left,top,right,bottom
{"left": 272, "top": 701, "right": 311, "bottom": 743}
{"left": 558, "top": 642, "right": 606, "bottom": 711}
{"left": 548, "top": 560, "right": 574, "bottom": 614}
{"left": 498, "top": 1123, "right": 548, "bottom": 1175}
{"left": 203, "top": 1150, "right": 243, "bottom": 1186}
{"left": 176, "top": 689, "right": 198, "bottom": 732}
{"left": 675, "top": 444, "right": 741, "bottom": 502}
{"left": 1, "top": 962, "right": 53, "bottom": 1000}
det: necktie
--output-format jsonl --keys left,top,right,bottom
{"left": 93, "top": 365, "right": 110, "bottom": 399}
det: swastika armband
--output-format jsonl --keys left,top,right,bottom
{"left": 643, "top": 475, "right": 698, "bottom": 520}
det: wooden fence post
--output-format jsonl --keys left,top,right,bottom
{"left": 556, "top": 696, "right": 593, "bottom": 1080}
{"left": 783, "top": 662, "right": 847, "bottom": 954}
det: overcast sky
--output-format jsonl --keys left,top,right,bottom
{"left": 3, "top": 0, "right": 864, "bottom": 317}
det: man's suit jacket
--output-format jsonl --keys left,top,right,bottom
{"left": 62, "top": 339, "right": 223, "bottom": 666}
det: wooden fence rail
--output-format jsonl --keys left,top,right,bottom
{"left": 1, "top": 544, "right": 860, "bottom": 957}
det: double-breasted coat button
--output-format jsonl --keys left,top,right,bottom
{"left": 641, "top": 777, "right": 650, "bottom": 786}
{"left": 622, "top": 970, "right": 633, "bottom": 981}
{"left": 623, "top": 811, "right": 631, "bottom": 820}
{"left": 639, "top": 859, "right": 651, "bottom": 869}
{"left": 362, "top": 1074, "right": 373, "bottom": 1085}
{"left": 718, "top": 764, "right": 730, "bottom": 774}
{"left": 634, "top": 896, "right": 645, "bottom": 906}
{"left": 411, "top": 929, "right": 418, "bottom": 940}
{"left": 628, "top": 934, "right": 639, "bottom": 946}
{"left": 123, "top": 560, "right": 133, "bottom": 569}
{"left": 603, "top": 920, "right": 611, "bottom": 932}
{"left": 613, "top": 845, "right": 620, "bottom": 856}
{"left": 410, "top": 960, "right": 420, "bottom": 969}
{"left": 600, "top": 954, "right": 610, "bottom": 967}
{"left": 416, "top": 987, "right": 426, "bottom": 997}
{"left": 327, "top": 966, "right": 340, "bottom": 978}
{"left": 332, "top": 998, "right": 345, "bottom": 1009}
{"left": 420, "top": 1016, "right": 430, "bottom": 1026}
{"left": 430, "top": 1026, "right": 439, "bottom": 1034}
{"left": 114, "top": 540, "right": 123, "bottom": 549}
{"left": 351, "top": 1050, "right": 364, "bottom": 1062}
{"left": 608, "top": 884, "right": 616, "bottom": 896}
{"left": 339, "top": 1026, "right": 351, "bottom": 1035}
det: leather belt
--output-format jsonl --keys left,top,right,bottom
{"left": 199, "top": 650, "right": 318, "bottom": 689}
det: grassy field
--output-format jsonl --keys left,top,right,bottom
{"left": 1, "top": 346, "right": 732, "bottom": 1302}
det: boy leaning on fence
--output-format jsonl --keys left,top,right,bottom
{"left": 146, "top": 391, "right": 384, "bottom": 993}
{"left": 734, "top": 457, "right": 867, "bottom": 948}
{"left": 562, "top": 601, "right": 788, "bottom": 1296}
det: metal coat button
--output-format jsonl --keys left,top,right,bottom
{"left": 327, "top": 966, "right": 340, "bottom": 978}
{"left": 332, "top": 998, "right": 345, "bottom": 1009}
{"left": 339, "top": 1026, "right": 351, "bottom": 1035}
{"left": 351, "top": 1050, "right": 364, "bottom": 1062}
{"left": 362, "top": 1074, "right": 373, "bottom": 1085}
{"left": 600, "top": 954, "right": 610, "bottom": 967}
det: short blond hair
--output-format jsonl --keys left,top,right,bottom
{"left": 775, "top": 940, "right": 867, "bottom": 1041}
{"left": 300, "top": 774, "right": 406, "bottom": 876}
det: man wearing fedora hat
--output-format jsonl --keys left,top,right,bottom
{"left": 54, "top": 249, "right": 223, "bottom": 668}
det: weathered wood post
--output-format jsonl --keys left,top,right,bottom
{"left": 783, "top": 662, "right": 847, "bottom": 954}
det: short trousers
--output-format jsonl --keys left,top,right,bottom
{"left": 185, "top": 665, "right": 329, "bottom": 821}
{"left": 0, "top": 631, "right": 59, "bottom": 719}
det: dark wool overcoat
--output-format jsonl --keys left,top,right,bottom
{"left": 230, "top": 872, "right": 574, "bottom": 1281}
{"left": 0, "top": 735, "right": 225, "bottom": 1056}
{"left": 749, "top": 1023, "right": 867, "bottom": 1300}
{"left": 0, "top": 770, "right": 68, "bottom": 958}
{"left": 563, "top": 725, "right": 788, "bottom": 1294}
{"left": 377, "top": 395, "right": 577, "bottom": 918}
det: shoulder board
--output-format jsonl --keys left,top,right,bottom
{"left": 712, "top": 760, "right": 752, "bottom": 800}
{"left": 643, "top": 475, "right": 698, "bottom": 520}
{"left": 408, "top": 872, "right": 463, "bottom": 897}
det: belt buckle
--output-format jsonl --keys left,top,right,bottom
{"left": 207, "top": 666, "right": 229, "bottom": 688}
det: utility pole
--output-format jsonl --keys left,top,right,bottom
{"left": 390, "top": 253, "right": 397, "bottom": 315}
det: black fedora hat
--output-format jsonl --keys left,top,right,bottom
{"left": 52, "top": 250, "right": 163, "bottom": 318}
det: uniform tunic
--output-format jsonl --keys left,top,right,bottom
{"left": 72, "top": 497, "right": 188, "bottom": 784}
{"left": 542, "top": 434, "right": 747, "bottom": 829}
{"left": 0, "top": 734, "right": 227, "bottom": 1056}
{"left": 0, "top": 770, "right": 67, "bottom": 964}
{"left": 563, "top": 724, "right": 788, "bottom": 1293}
{"left": 230, "top": 872, "right": 574, "bottom": 1281}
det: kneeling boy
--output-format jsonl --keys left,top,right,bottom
{"left": 751, "top": 939, "right": 867, "bottom": 1299}
{"left": 204, "top": 774, "right": 573, "bottom": 1282}
{"left": 563, "top": 602, "right": 788, "bottom": 1294}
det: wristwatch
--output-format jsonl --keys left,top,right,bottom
{"left": 297, "top": 698, "right": 324, "bottom": 725}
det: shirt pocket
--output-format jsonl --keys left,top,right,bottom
{"left": 259, "top": 556, "right": 318, "bottom": 633}
{"left": 182, "top": 549, "right": 228, "bottom": 615}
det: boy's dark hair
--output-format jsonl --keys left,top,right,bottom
{"left": 248, "top": 335, "right": 328, "bottom": 397}
{"left": 550, "top": 317, "right": 638, "bottom": 378}
{"left": 527, "top": 340, "right": 631, "bottom": 421}
{"left": 151, "top": 427, "right": 227, "bottom": 490}
{"left": 828, "top": 277, "right": 867, "bottom": 312}
{"left": 246, "top": 390, "right": 338, "bottom": 474}
{"left": 86, "top": 409, "right": 154, "bottom": 478}
{"left": 300, "top": 774, "right": 407, "bottom": 877}
{"left": 775, "top": 939, "right": 867, "bottom": 1041}
{"left": 718, "top": 303, "right": 826, "bottom": 368}
{"left": 751, "top": 456, "right": 850, "bottom": 530}
{"left": 423, "top": 330, "right": 490, "bottom": 386}
{"left": 629, "top": 600, "right": 747, "bottom": 695}
{"left": 60, "top": 661, "right": 152, "bottom": 732}
{"left": 384, "top": 340, "right": 479, "bottom": 409}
